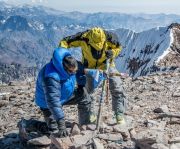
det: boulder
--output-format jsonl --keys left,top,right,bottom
{"left": 133, "top": 129, "right": 168, "bottom": 149}
{"left": 27, "top": 135, "right": 51, "bottom": 146}
{"left": 97, "top": 133, "right": 123, "bottom": 141}
{"left": 50, "top": 135, "right": 74, "bottom": 149}
{"left": 71, "top": 123, "right": 81, "bottom": 136}
{"left": 154, "top": 105, "right": 169, "bottom": 113}
{"left": 92, "top": 138, "right": 104, "bottom": 149}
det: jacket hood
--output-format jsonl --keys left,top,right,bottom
{"left": 85, "top": 27, "right": 106, "bottom": 51}
{"left": 52, "top": 47, "right": 71, "bottom": 80}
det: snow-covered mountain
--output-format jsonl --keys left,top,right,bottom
{"left": 115, "top": 23, "right": 180, "bottom": 77}
{"left": 1, "top": 1, "right": 180, "bottom": 32}
{"left": 0, "top": 2, "right": 180, "bottom": 80}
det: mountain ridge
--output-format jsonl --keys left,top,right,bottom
{"left": 115, "top": 23, "right": 180, "bottom": 77}
{"left": 0, "top": 2, "right": 180, "bottom": 83}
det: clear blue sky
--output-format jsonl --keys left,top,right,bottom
{"left": 1, "top": 0, "right": 180, "bottom": 14}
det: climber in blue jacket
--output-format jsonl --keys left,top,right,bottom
{"left": 35, "top": 47, "right": 90, "bottom": 137}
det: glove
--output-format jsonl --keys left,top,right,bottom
{"left": 105, "top": 50, "right": 113, "bottom": 59}
{"left": 56, "top": 118, "right": 68, "bottom": 138}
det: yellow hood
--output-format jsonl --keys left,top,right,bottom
{"left": 85, "top": 27, "right": 106, "bottom": 51}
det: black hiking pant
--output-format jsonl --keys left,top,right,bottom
{"left": 41, "top": 87, "right": 91, "bottom": 131}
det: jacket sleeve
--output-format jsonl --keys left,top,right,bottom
{"left": 105, "top": 31, "right": 122, "bottom": 58}
{"left": 59, "top": 31, "right": 88, "bottom": 48}
{"left": 43, "top": 77, "right": 64, "bottom": 120}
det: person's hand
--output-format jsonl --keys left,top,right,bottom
{"left": 56, "top": 118, "right": 68, "bottom": 138}
{"left": 105, "top": 50, "right": 113, "bottom": 59}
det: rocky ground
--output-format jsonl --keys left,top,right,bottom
{"left": 0, "top": 70, "right": 180, "bottom": 149}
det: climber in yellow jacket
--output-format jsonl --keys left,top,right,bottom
{"left": 59, "top": 27, "right": 127, "bottom": 125}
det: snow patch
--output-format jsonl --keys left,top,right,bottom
{"left": 130, "top": 32, "right": 134, "bottom": 40}
{"left": 156, "top": 26, "right": 160, "bottom": 30}
{"left": 28, "top": 23, "right": 32, "bottom": 27}
{"left": 33, "top": 21, "right": 44, "bottom": 30}
{"left": 156, "top": 29, "right": 173, "bottom": 63}
{"left": 169, "top": 29, "right": 174, "bottom": 46}
{"left": 53, "top": 26, "right": 58, "bottom": 30}
{"left": 1, "top": 20, "right": 6, "bottom": 24}
{"left": 0, "top": 92, "right": 11, "bottom": 96}
{"left": 156, "top": 49, "right": 170, "bottom": 63}
{"left": 39, "top": 24, "right": 44, "bottom": 30}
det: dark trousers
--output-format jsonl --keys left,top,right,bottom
{"left": 41, "top": 87, "right": 91, "bottom": 128}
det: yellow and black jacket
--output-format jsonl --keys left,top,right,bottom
{"left": 59, "top": 30, "right": 122, "bottom": 70}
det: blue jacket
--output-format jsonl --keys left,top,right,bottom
{"left": 35, "top": 48, "right": 76, "bottom": 120}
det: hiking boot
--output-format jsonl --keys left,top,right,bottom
{"left": 89, "top": 113, "right": 97, "bottom": 124}
{"left": 116, "top": 114, "right": 125, "bottom": 125}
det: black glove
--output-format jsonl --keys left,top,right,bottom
{"left": 56, "top": 118, "right": 68, "bottom": 138}
{"left": 105, "top": 50, "right": 113, "bottom": 59}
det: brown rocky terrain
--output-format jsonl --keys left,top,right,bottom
{"left": 0, "top": 69, "right": 180, "bottom": 149}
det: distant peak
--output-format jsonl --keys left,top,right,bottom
{"left": 168, "top": 23, "right": 180, "bottom": 30}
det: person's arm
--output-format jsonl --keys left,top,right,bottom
{"left": 59, "top": 31, "right": 88, "bottom": 48}
{"left": 105, "top": 31, "right": 122, "bottom": 58}
{"left": 43, "top": 77, "right": 64, "bottom": 120}
{"left": 111, "top": 45, "right": 122, "bottom": 58}
{"left": 43, "top": 77, "right": 68, "bottom": 137}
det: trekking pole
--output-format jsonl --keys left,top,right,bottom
{"left": 96, "top": 59, "right": 110, "bottom": 132}
{"left": 105, "top": 74, "right": 110, "bottom": 105}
